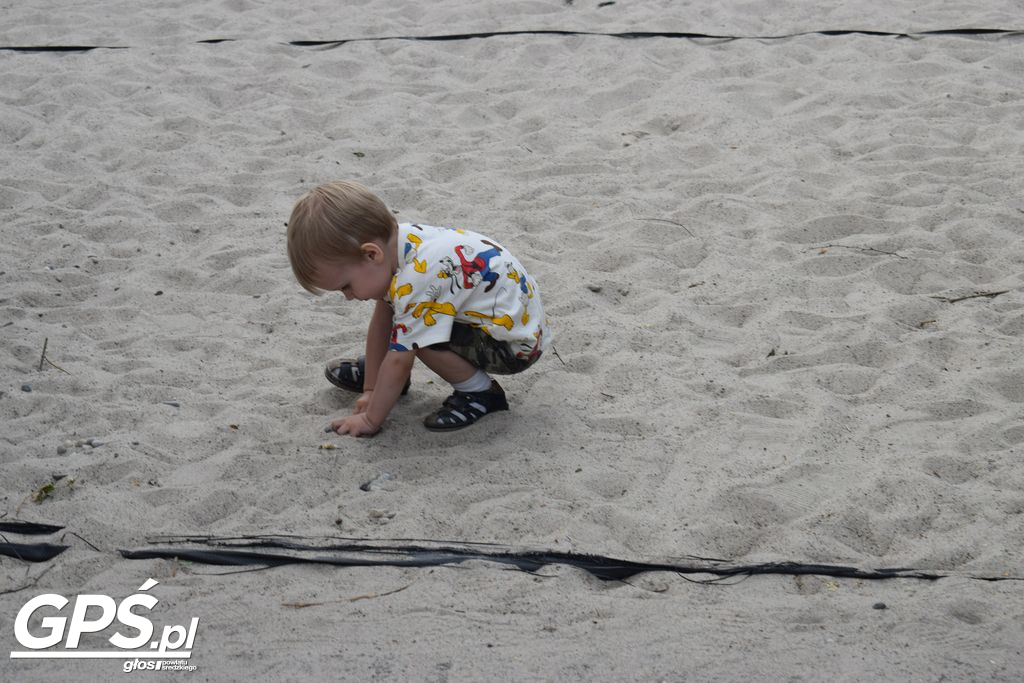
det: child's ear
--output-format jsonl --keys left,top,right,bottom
{"left": 361, "top": 242, "right": 383, "bottom": 262}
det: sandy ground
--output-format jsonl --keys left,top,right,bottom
{"left": 2, "top": 1, "right": 1024, "bottom": 680}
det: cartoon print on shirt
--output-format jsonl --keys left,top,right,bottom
{"left": 389, "top": 323, "right": 410, "bottom": 351}
{"left": 388, "top": 223, "right": 551, "bottom": 358}
{"left": 436, "top": 256, "right": 460, "bottom": 295}
{"left": 389, "top": 277, "right": 413, "bottom": 302}
{"left": 399, "top": 285, "right": 456, "bottom": 329}
{"left": 404, "top": 232, "right": 427, "bottom": 273}
{"left": 406, "top": 300, "right": 458, "bottom": 326}
{"left": 506, "top": 267, "right": 534, "bottom": 297}
{"left": 506, "top": 266, "right": 534, "bottom": 325}
{"left": 520, "top": 329, "right": 544, "bottom": 361}
{"left": 454, "top": 241, "right": 503, "bottom": 292}
{"left": 464, "top": 310, "right": 515, "bottom": 332}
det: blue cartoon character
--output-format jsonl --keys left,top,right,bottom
{"left": 454, "top": 241, "right": 502, "bottom": 292}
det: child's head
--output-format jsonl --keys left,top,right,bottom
{"left": 287, "top": 180, "right": 398, "bottom": 293}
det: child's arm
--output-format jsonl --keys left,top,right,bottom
{"left": 331, "top": 350, "right": 415, "bottom": 437}
{"left": 353, "top": 299, "right": 394, "bottom": 414}
{"left": 360, "top": 299, "right": 393, "bottom": 394}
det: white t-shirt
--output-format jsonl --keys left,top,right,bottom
{"left": 386, "top": 223, "right": 551, "bottom": 360}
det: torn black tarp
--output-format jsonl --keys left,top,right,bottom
{"left": 2, "top": 26, "right": 1022, "bottom": 54}
{"left": 0, "top": 542, "right": 69, "bottom": 562}
{"left": 288, "top": 27, "right": 1024, "bottom": 49}
{"left": 0, "top": 521, "right": 64, "bottom": 535}
{"left": 119, "top": 535, "right": 954, "bottom": 582}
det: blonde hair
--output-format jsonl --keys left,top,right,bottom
{"left": 286, "top": 180, "right": 398, "bottom": 293}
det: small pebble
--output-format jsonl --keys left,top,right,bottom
{"left": 162, "top": 401, "right": 180, "bottom": 408}
{"left": 586, "top": 284, "right": 602, "bottom": 293}
{"left": 63, "top": 440, "right": 75, "bottom": 450}
{"left": 360, "top": 472, "right": 395, "bottom": 492}
{"left": 368, "top": 509, "right": 396, "bottom": 524}
{"left": 56, "top": 445, "right": 67, "bottom": 455}
{"left": 75, "top": 439, "right": 86, "bottom": 447}
{"left": 872, "top": 602, "right": 887, "bottom": 610}
{"left": 87, "top": 438, "right": 103, "bottom": 448}
{"left": 21, "top": 384, "right": 32, "bottom": 392}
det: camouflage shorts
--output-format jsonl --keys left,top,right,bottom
{"left": 429, "top": 323, "right": 540, "bottom": 375}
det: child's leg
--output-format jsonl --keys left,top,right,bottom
{"left": 417, "top": 333, "right": 508, "bottom": 431}
{"left": 414, "top": 347, "right": 478, "bottom": 385}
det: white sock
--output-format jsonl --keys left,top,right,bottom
{"left": 452, "top": 369, "right": 492, "bottom": 393}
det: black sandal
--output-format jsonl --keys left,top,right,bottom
{"left": 325, "top": 356, "right": 410, "bottom": 395}
{"left": 423, "top": 381, "right": 509, "bottom": 431}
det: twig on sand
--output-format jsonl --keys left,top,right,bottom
{"left": 45, "top": 358, "right": 71, "bottom": 374}
{"left": 62, "top": 531, "right": 102, "bottom": 553}
{"left": 348, "top": 583, "right": 413, "bottom": 602}
{"left": 552, "top": 346, "right": 566, "bottom": 366}
{"left": 282, "top": 583, "right": 412, "bottom": 609}
{"left": 812, "top": 244, "right": 908, "bottom": 259}
{"left": 194, "top": 565, "right": 275, "bottom": 577}
{"left": 930, "top": 290, "right": 1010, "bottom": 304}
{"left": 282, "top": 599, "right": 331, "bottom": 609}
{"left": 0, "top": 565, "right": 54, "bottom": 596}
{"left": 37, "top": 337, "right": 71, "bottom": 375}
{"left": 636, "top": 217, "right": 695, "bottom": 238}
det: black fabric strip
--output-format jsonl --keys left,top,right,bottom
{"left": 0, "top": 521, "right": 64, "bottom": 535}
{"left": 0, "top": 45, "right": 127, "bottom": 52}
{"left": 0, "top": 542, "right": 69, "bottom": 562}
{"left": 0, "top": 27, "right": 1020, "bottom": 53}
{"left": 288, "top": 27, "right": 1023, "bottom": 47}
{"left": 120, "top": 540, "right": 948, "bottom": 582}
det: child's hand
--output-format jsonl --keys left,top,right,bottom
{"left": 355, "top": 390, "right": 373, "bottom": 414}
{"left": 329, "top": 413, "right": 380, "bottom": 438}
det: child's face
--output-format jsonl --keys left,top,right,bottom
{"left": 311, "top": 243, "right": 393, "bottom": 302}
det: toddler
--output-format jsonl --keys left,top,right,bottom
{"left": 287, "top": 181, "right": 551, "bottom": 437}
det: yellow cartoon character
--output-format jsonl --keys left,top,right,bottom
{"left": 406, "top": 301, "right": 457, "bottom": 326}
{"left": 389, "top": 276, "right": 413, "bottom": 302}
{"left": 464, "top": 310, "right": 515, "bottom": 332}
{"left": 506, "top": 267, "right": 533, "bottom": 324}
{"left": 506, "top": 267, "right": 533, "bottom": 299}
{"left": 403, "top": 234, "right": 427, "bottom": 272}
